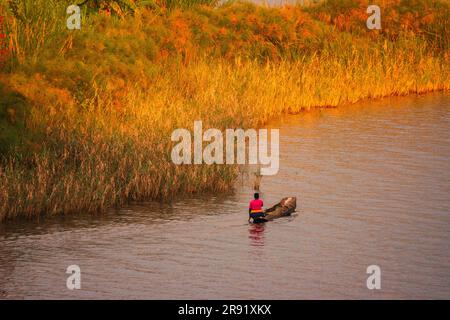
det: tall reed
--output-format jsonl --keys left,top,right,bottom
{"left": 0, "top": 0, "right": 449, "bottom": 221}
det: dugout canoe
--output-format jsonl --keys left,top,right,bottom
{"left": 253, "top": 197, "right": 297, "bottom": 223}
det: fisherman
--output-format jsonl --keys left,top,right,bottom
{"left": 248, "top": 193, "right": 265, "bottom": 222}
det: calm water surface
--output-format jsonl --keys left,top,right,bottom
{"left": 1, "top": 93, "right": 449, "bottom": 299}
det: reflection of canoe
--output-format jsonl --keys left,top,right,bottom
{"left": 253, "top": 197, "right": 297, "bottom": 223}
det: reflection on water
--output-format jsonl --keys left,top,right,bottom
{"left": 248, "top": 224, "right": 266, "bottom": 247}
{"left": 0, "top": 92, "right": 450, "bottom": 299}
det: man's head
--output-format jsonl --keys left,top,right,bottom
{"left": 254, "top": 193, "right": 259, "bottom": 199}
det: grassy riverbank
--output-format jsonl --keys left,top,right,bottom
{"left": 0, "top": 0, "right": 449, "bottom": 221}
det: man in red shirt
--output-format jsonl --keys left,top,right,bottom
{"left": 249, "top": 193, "right": 264, "bottom": 222}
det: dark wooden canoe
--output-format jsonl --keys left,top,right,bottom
{"left": 253, "top": 197, "right": 297, "bottom": 223}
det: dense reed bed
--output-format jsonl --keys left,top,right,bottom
{"left": 0, "top": 0, "right": 449, "bottom": 221}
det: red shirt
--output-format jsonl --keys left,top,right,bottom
{"left": 249, "top": 199, "right": 263, "bottom": 212}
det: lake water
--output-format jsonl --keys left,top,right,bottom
{"left": 1, "top": 92, "right": 449, "bottom": 299}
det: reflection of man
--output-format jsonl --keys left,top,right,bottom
{"left": 248, "top": 193, "right": 264, "bottom": 223}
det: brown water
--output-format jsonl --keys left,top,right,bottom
{"left": 1, "top": 93, "right": 450, "bottom": 299}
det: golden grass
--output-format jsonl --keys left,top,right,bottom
{"left": 0, "top": 1, "right": 449, "bottom": 221}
